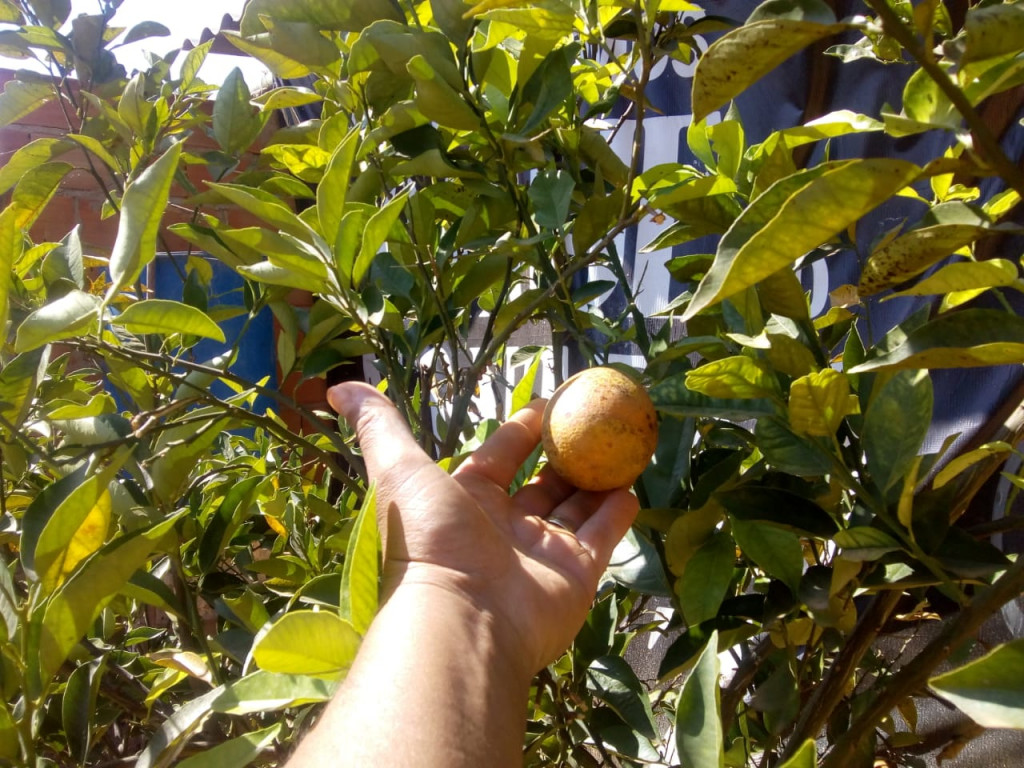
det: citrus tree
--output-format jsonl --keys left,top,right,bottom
{"left": 1, "top": 0, "right": 1024, "bottom": 766}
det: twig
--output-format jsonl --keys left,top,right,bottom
{"left": 823, "top": 555, "right": 1024, "bottom": 767}
{"left": 863, "top": 0, "right": 1024, "bottom": 198}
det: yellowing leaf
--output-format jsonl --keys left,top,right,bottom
{"left": 685, "top": 159, "right": 919, "bottom": 320}
{"left": 40, "top": 491, "right": 111, "bottom": 593}
{"left": 252, "top": 610, "right": 361, "bottom": 677}
{"left": 149, "top": 650, "right": 213, "bottom": 683}
{"left": 685, "top": 356, "right": 778, "bottom": 400}
{"left": 264, "top": 514, "right": 288, "bottom": 538}
{"left": 886, "top": 259, "right": 1018, "bottom": 300}
{"left": 692, "top": 19, "right": 850, "bottom": 123}
{"left": 788, "top": 369, "right": 854, "bottom": 437}
{"left": 933, "top": 441, "right": 1014, "bottom": 489}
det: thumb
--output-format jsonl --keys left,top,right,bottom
{"left": 327, "top": 382, "right": 430, "bottom": 484}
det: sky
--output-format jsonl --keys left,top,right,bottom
{"left": 1, "top": 0, "right": 270, "bottom": 86}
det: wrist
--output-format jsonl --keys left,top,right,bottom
{"left": 382, "top": 570, "right": 537, "bottom": 688}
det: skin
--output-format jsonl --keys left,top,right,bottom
{"left": 286, "top": 381, "right": 639, "bottom": 768}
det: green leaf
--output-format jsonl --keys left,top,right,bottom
{"left": 138, "top": 672, "right": 336, "bottom": 768}
{"left": 339, "top": 485, "right": 380, "bottom": 636}
{"left": 849, "top": 309, "right": 1024, "bottom": 372}
{"left": 207, "top": 182, "right": 315, "bottom": 241}
{"left": 511, "top": 349, "right": 544, "bottom": 415}
{"left": 407, "top": 54, "right": 480, "bottom": 131}
{"left": 35, "top": 511, "right": 185, "bottom": 694}
{"left": 964, "top": 3, "right": 1024, "bottom": 63}
{"left": 14, "top": 290, "right": 102, "bottom": 352}
{"left": 692, "top": 19, "right": 849, "bottom": 123}
{"left": 606, "top": 527, "right": 673, "bottom": 597}
{"left": 42, "top": 226, "right": 84, "bottom": 290}
{"left": 430, "top": 0, "right": 473, "bottom": 42}
{"left": 0, "top": 346, "right": 49, "bottom": 429}
{"left": 213, "top": 68, "right": 263, "bottom": 155}
{"left": 0, "top": 77, "right": 52, "bottom": 129}
{"left": 675, "top": 629, "right": 724, "bottom": 768}
{"left": 529, "top": 169, "right": 575, "bottom": 230}
{"left": 114, "top": 300, "right": 226, "bottom": 342}
{"left": 718, "top": 486, "right": 838, "bottom": 537}
{"left": 0, "top": 206, "right": 19, "bottom": 332}
{"left": 119, "top": 20, "right": 170, "bottom": 46}
{"left": 475, "top": 1, "right": 575, "bottom": 40}
{"left": 149, "top": 415, "right": 232, "bottom": 507}
{"left": 732, "top": 518, "right": 803, "bottom": 592}
{"left": 27, "top": 0, "right": 70, "bottom": 27}
{"left": 0, "top": 701, "right": 17, "bottom": 762}
{"left": 651, "top": 372, "right": 779, "bottom": 421}
{"left": 210, "top": 670, "right": 337, "bottom": 715}
{"left": 62, "top": 659, "right": 104, "bottom": 763}
{"left": 175, "top": 724, "right": 281, "bottom": 768}
{"left": 685, "top": 356, "right": 778, "bottom": 399}
{"left": 253, "top": 85, "right": 323, "bottom": 111}
{"left": 239, "top": 0, "right": 403, "bottom": 36}
{"left": 676, "top": 529, "right": 735, "bottom": 626}
{"left": 0, "top": 137, "right": 72, "bottom": 196}
{"left": 518, "top": 42, "right": 575, "bottom": 135}
{"left": 685, "top": 159, "right": 919, "bottom": 319}
{"left": 7, "top": 160, "right": 71, "bottom": 230}
{"left": 231, "top": 26, "right": 314, "bottom": 73}
{"left": 929, "top": 638, "right": 1024, "bottom": 728}
{"left": 317, "top": 128, "right": 360, "bottom": 247}
{"left": 788, "top": 368, "right": 854, "bottom": 437}
{"left": 861, "top": 370, "right": 933, "bottom": 493}
{"left": 755, "top": 417, "right": 835, "bottom": 476}
{"left": 180, "top": 40, "right": 213, "bottom": 93}
{"left": 354, "top": 189, "right": 409, "bottom": 288}
{"left": 118, "top": 73, "right": 153, "bottom": 138}
{"left": 136, "top": 686, "right": 225, "bottom": 768}
{"left": 237, "top": 261, "right": 325, "bottom": 292}
{"left": 60, "top": 135, "right": 119, "bottom": 176}
{"left": 105, "top": 141, "right": 183, "bottom": 302}
{"left": 778, "top": 739, "right": 818, "bottom": 768}
{"left": 833, "top": 527, "right": 902, "bottom": 561}
{"left": 586, "top": 655, "right": 657, "bottom": 739}
{"left": 659, "top": 617, "right": 758, "bottom": 679}
{"left": 0, "top": 1, "right": 24, "bottom": 23}
{"left": 198, "top": 477, "right": 264, "bottom": 574}
{"left": 252, "top": 610, "right": 361, "bottom": 676}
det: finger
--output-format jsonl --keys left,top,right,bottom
{"left": 327, "top": 382, "right": 433, "bottom": 483}
{"left": 512, "top": 465, "right": 576, "bottom": 517}
{"left": 575, "top": 488, "right": 639, "bottom": 572}
{"left": 542, "top": 489, "right": 610, "bottom": 534}
{"left": 454, "top": 399, "right": 547, "bottom": 489}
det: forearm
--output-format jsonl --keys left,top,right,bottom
{"left": 287, "top": 584, "right": 533, "bottom": 767}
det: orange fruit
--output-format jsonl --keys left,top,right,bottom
{"left": 541, "top": 367, "right": 659, "bottom": 491}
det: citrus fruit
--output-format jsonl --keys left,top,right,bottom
{"left": 541, "top": 367, "right": 659, "bottom": 491}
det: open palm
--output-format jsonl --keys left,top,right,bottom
{"left": 328, "top": 381, "right": 639, "bottom": 674}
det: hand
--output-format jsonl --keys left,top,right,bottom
{"left": 327, "top": 381, "right": 639, "bottom": 677}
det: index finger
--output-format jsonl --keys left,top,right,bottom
{"left": 453, "top": 399, "right": 547, "bottom": 489}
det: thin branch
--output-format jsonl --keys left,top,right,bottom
{"left": 823, "top": 555, "right": 1024, "bottom": 767}
{"left": 864, "top": 0, "right": 1024, "bottom": 198}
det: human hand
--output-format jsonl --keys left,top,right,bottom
{"left": 327, "top": 381, "right": 639, "bottom": 677}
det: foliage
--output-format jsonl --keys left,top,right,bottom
{"left": 1, "top": 0, "right": 1024, "bottom": 766}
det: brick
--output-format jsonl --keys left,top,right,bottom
{"left": 29, "top": 194, "right": 78, "bottom": 243}
{"left": 77, "top": 196, "right": 119, "bottom": 254}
